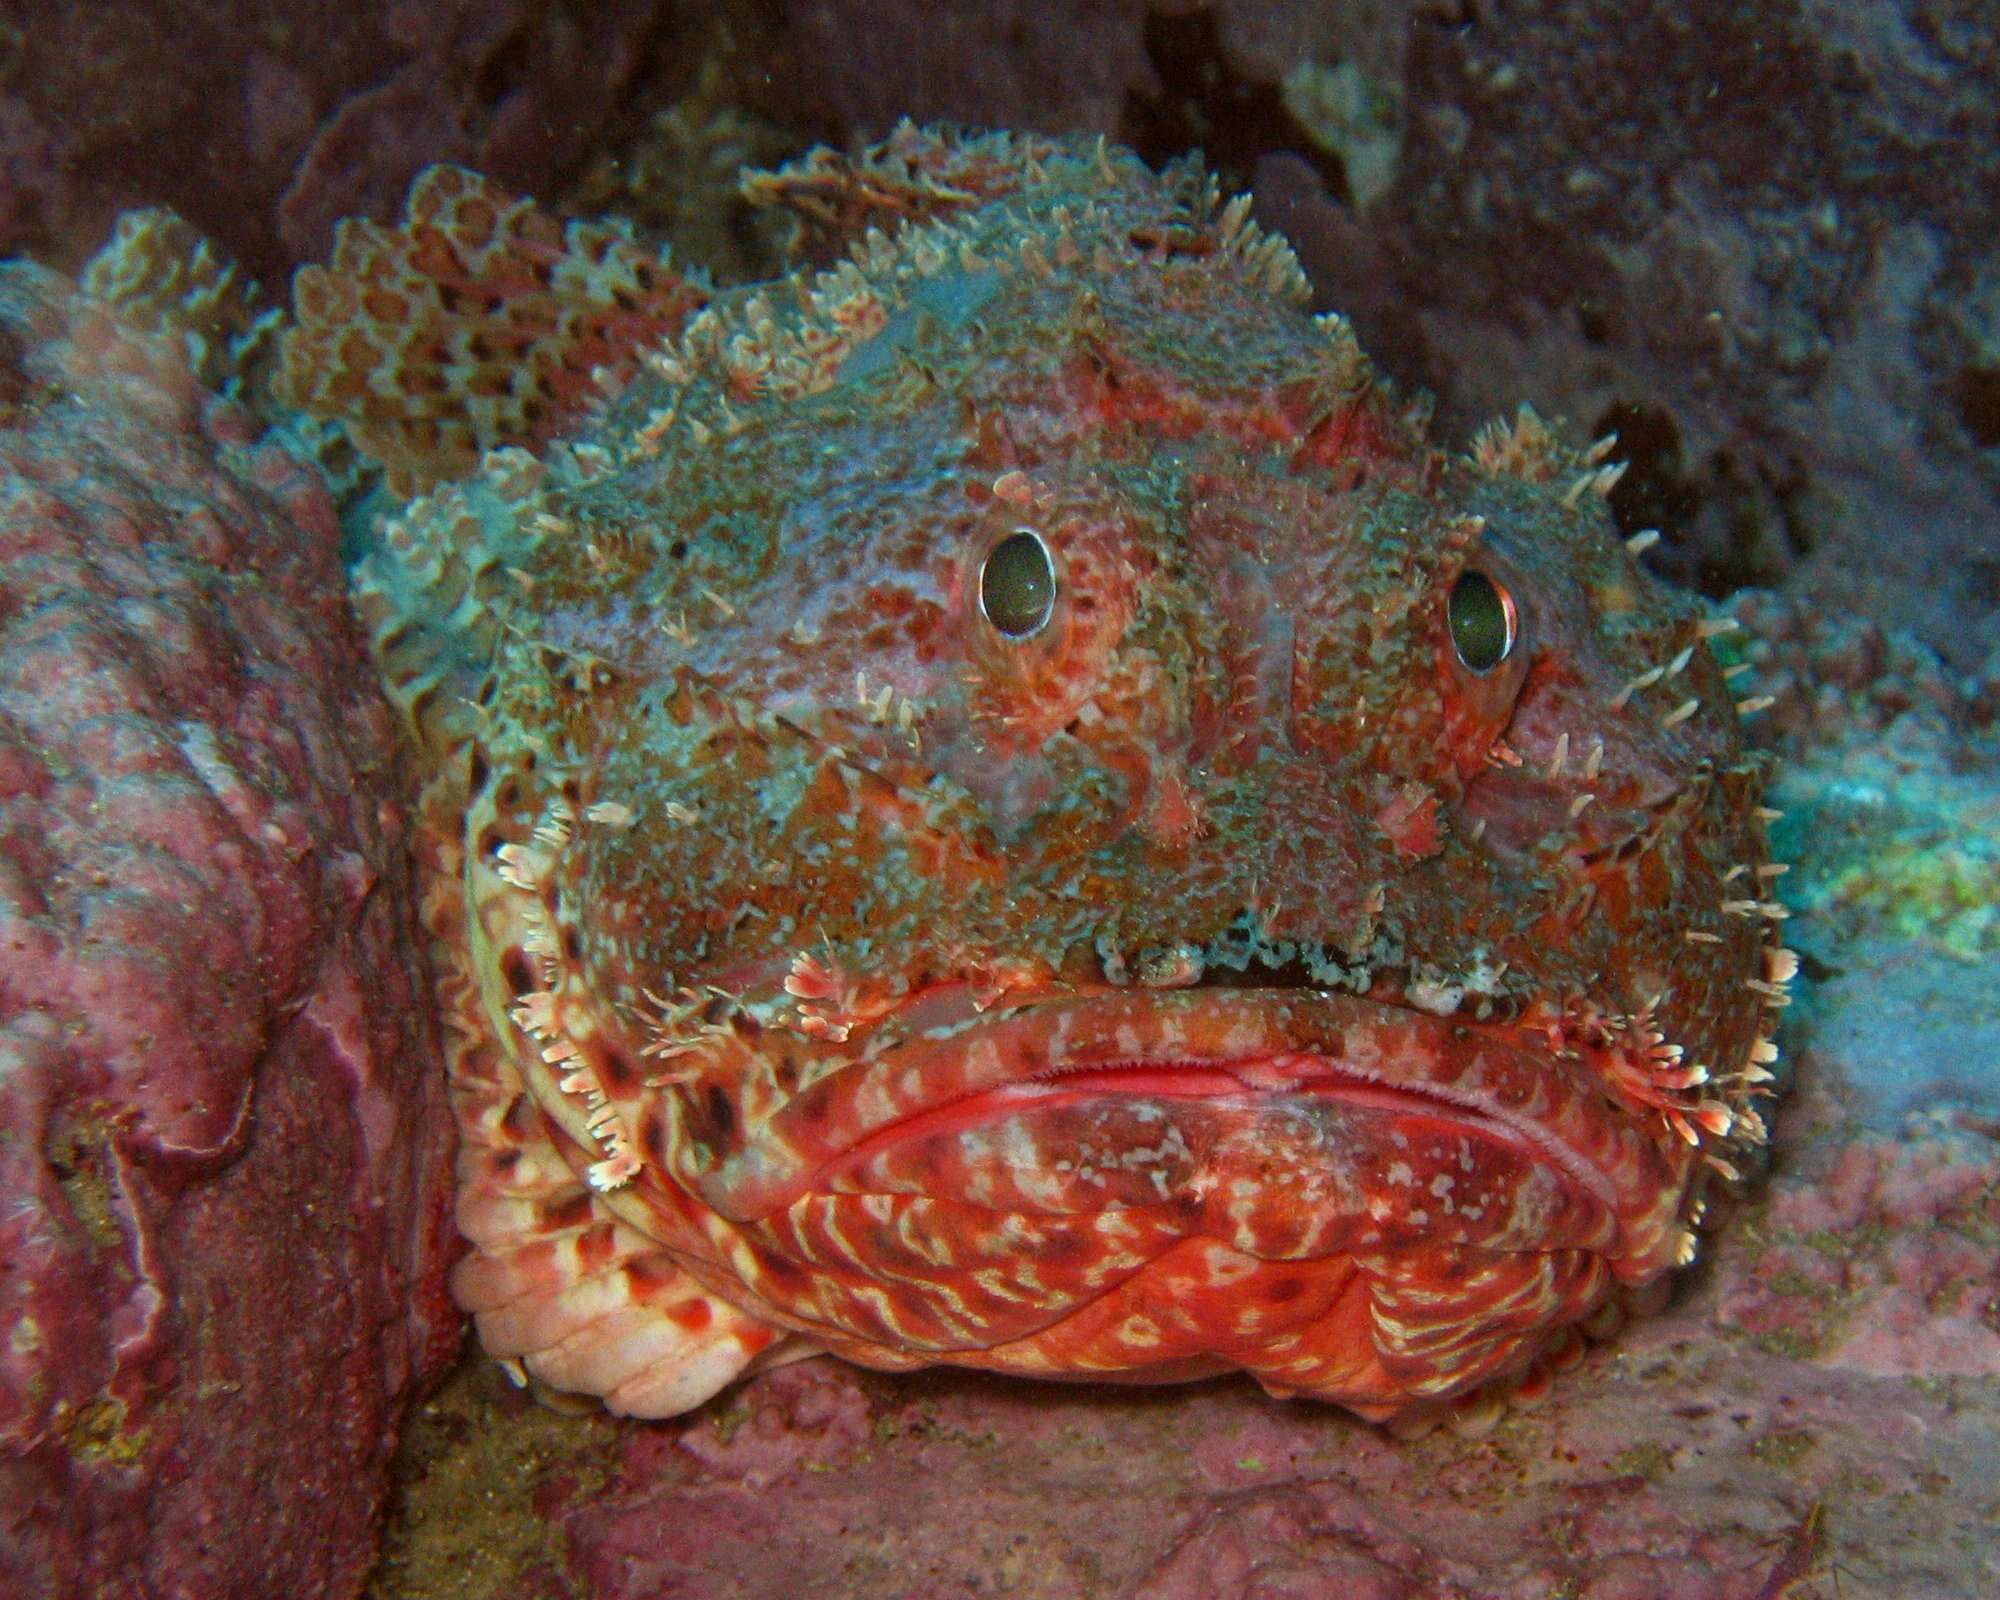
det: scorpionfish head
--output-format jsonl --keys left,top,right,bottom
{"left": 345, "top": 132, "right": 1786, "bottom": 1428}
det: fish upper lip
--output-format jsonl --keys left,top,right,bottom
{"left": 805, "top": 1049, "right": 1623, "bottom": 1215}
{"left": 701, "top": 984, "right": 1673, "bottom": 1237}
{"left": 1057, "top": 1053, "right": 1621, "bottom": 1212}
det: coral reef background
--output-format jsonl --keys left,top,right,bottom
{"left": 1, "top": 3, "right": 1994, "bottom": 1597}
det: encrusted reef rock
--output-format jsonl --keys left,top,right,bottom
{"left": 0, "top": 264, "right": 458, "bottom": 1600}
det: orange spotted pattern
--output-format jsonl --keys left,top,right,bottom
{"left": 280, "top": 166, "right": 708, "bottom": 494}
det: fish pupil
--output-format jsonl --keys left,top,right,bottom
{"left": 980, "top": 529, "right": 1057, "bottom": 638}
{"left": 1448, "top": 569, "right": 1516, "bottom": 673}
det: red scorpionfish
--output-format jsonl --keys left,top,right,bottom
{"left": 281, "top": 125, "right": 1789, "bottom": 1434}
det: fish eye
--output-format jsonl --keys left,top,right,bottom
{"left": 1448, "top": 569, "right": 1517, "bottom": 674}
{"left": 980, "top": 529, "right": 1057, "bottom": 638}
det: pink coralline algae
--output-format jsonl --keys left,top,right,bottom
{"left": 0, "top": 264, "right": 458, "bottom": 1599}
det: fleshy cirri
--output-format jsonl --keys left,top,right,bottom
{"left": 284, "top": 125, "right": 1789, "bottom": 1434}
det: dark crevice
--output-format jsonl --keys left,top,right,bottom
{"left": 1593, "top": 399, "right": 1803, "bottom": 597}
{"left": 1121, "top": 7, "right": 1350, "bottom": 206}
{"left": 1951, "top": 364, "right": 2000, "bottom": 449}
{"left": 1594, "top": 399, "right": 1701, "bottom": 547}
{"left": 471, "top": 25, "right": 536, "bottom": 108}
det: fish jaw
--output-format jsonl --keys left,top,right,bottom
{"left": 466, "top": 961, "right": 1696, "bottom": 1420}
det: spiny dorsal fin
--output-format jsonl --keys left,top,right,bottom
{"left": 743, "top": 121, "right": 1134, "bottom": 266}
{"left": 83, "top": 207, "right": 282, "bottom": 402}
{"left": 279, "top": 166, "right": 708, "bottom": 494}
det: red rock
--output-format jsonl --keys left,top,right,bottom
{"left": 0, "top": 264, "right": 458, "bottom": 1600}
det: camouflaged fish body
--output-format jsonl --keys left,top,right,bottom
{"left": 305, "top": 126, "right": 1785, "bottom": 1429}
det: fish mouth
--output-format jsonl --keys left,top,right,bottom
{"left": 696, "top": 985, "right": 1688, "bottom": 1278}
{"left": 813, "top": 1051, "right": 1620, "bottom": 1213}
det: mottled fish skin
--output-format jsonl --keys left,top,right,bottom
{"left": 326, "top": 126, "right": 1786, "bottom": 1428}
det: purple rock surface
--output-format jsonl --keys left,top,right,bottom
{"left": 0, "top": 0, "right": 684, "bottom": 282}
{"left": 0, "top": 264, "right": 459, "bottom": 1600}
